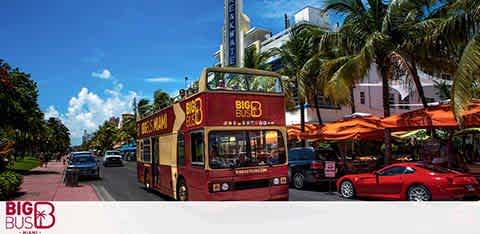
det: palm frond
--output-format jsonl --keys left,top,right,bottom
{"left": 452, "top": 33, "right": 480, "bottom": 122}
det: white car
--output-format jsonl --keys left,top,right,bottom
{"left": 103, "top": 150, "right": 123, "bottom": 167}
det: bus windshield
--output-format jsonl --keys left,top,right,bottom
{"left": 208, "top": 130, "right": 286, "bottom": 169}
{"left": 207, "top": 72, "right": 282, "bottom": 94}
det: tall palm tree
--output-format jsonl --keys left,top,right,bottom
{"left": 273, "top": 26, "right": 312, "bottom": 146}
{"left": 449, "top": 0, "right": 480, "bottom": 120}
{"left": 137, "top": 98, "right": 151, "bottom": 117}
{"left": 321, "top": 0, "right": 439, "bottom": 163}
{"left": 152, "top": 90, "right": 172, "bottom": 112}
{"left": 243, "top": 47, "right": 273, "bottom": 71}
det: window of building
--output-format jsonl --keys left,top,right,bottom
{"left": 143, "top": 138, "right": 151, "bottom": 162}
{"left": 177, "top": 134, "right": 185, "bottom": 166}
{"left": 360, "top": 92, "right": 366, "bottom": 105}
{"left": 441, "top": 73, "right": 452, "bottom": 80}
{"left": 191, "top": 132, "right": 205, "bottom": 166}
{"left": 399, "top": 95, "right": 410, "bottom": 110}
{"left": 317, "top": 95, "right": 340, "bottom": 109}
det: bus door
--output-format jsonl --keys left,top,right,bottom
{"left": 186, "top": 130, "right": 208, "bottom": 200}
{"left": 151, "top": 137, "right": 159, "bottom": 189}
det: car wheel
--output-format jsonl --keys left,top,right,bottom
{"left": 339, "top": 180, "right": 356, "bottom": 199}
{"left": 177, "top": 179, "right": 188, "bottom": 201}
{"left": 407, "top": 185, "right": 431, "bottom": 201}
{"left": 292, "top": 172, "right": 305, "bottom": 189}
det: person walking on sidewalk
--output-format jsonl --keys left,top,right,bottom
{"left": 40, "top": 152, "right": 49, "bottom": 168}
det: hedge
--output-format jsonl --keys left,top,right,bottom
{"left": 0, "top": 171, "right": 23, "bottom": 200}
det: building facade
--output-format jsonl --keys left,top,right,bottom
{"left": 216, "top": 5, "right": 448, "bottom": 125}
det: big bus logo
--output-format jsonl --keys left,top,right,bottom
{"left": 186, "top": 97, "right": 203, "bottom": 127}
{"left": 5, "top": 201, "right": 56, "bottom": 231}
{"left": 235, "top": 100, "right": 262, "bottom": 118}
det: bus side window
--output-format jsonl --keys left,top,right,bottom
{"left": 178, "top": 134, "right": 185, "bottom": 166}
{"left": 143, "top": 139, "right": 151, "bottom": 162}
{"left": 191, "top": 132, "right": 204, "bottom": 167}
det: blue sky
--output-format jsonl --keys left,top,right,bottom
{"left": 1, "top": 0, "right": 333, "bottom": 144}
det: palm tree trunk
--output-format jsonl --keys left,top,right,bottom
{"left": 381, "top": 67, "right": 392, "bottom": 165}
{"left": 411, "top": 59, "right": 428, "bottom": 108}
{"left": 313, "top": 92, "right": 323, "bottom": 125}
{"left": 300, "top": 100, "right": 306, "bottom": 147}
{"left": 350, "top": 86, "right": 356, "bottom": 114}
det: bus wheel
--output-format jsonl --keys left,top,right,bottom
{"left": 177, "top": 179, "right": 188, "bottom": 201}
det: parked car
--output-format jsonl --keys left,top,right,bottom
{"left": 337, "top": 162, "right": 480, "bottom": 201}
{"left": 288, "top": 147, "right": 345, "bottom": 189}
{"left": 67, "top": 152, "right": 100, "bottom": 178}
{"left": 103, "top": 150, "right": 123, "bottom": 167}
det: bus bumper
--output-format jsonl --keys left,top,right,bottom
{"left": 206, "top": 185, "right": 289, "bottom": 201}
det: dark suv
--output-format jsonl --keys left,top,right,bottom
{"left": 288, "top": 147, "right": 344, "bottom": 189}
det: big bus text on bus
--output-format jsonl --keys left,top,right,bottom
{"left": 136, "top": 67, "right": 288, "bottom": 201}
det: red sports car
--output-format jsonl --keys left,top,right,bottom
{"left": 337, "top": 162, "right": 480, "bottom": 201}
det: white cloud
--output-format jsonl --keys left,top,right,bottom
{"left": 44, "top": 106, "right": 60, "bottom": 119}
{"left": 47, "top": 84, "right": 137, "bottom": 145}
{"left": 145, "top": 77, "right": 177, "bottom": 83}
{"left": 91, "top": 69, "right": 112, "bottom": 80}
{"left": 252, "top": 0, "right": 323, "bottom": 19}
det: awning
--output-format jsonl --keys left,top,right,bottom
{"left": 299, "top": 116, "right": 384, "bottom": 141}
{"left": 382, "top": 101, "right": 480, "bottom": 131}
{"left": 287, "top": 123, "right": 323, "bottom": 140}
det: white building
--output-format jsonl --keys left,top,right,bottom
{"left": 216, "top": 5, "right": 449, "bottom": 125}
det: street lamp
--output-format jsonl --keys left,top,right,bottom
{"left": 184, "top": 76, "right": 188, "bottom": 89}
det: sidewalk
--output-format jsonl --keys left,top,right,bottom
{"left": 14, "top": 161, "right": 99, "bottom": 201}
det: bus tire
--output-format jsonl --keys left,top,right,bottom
{"left": 176, "top": 179, "right": 188, "bottom": 201}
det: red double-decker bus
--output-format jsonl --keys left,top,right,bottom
{"left": 136, "top": 67, "right": 289, "bottom": 201}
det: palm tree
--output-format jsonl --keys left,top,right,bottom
{"left": 434, "top": 80, "right": 452, "bottom": 101}
{"left": 449, "top": 0, "right": 480, "bottom": 120}
{"left": 243, "top": 47, "right": 273, "bottom": 71}
{"left": 274, "top": 25, "right": 326, "bottom": 145}
{"left": 152, "top": 90, "right": 172, "bottom": 112}
{"left": 321, "top": 0, "right": 439, "bottom": 163}
{"left": 137, "top": 98, "right": 151, "bottom": 117}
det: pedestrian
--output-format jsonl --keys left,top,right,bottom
{"left": 43, "top": 152, "right": 49, "bottom": 168}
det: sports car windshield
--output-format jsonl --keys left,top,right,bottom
{"left": 208, "top": 130, "right": 286, "bottom": 169}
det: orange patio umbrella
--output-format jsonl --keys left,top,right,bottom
{"left": 287, "top": 123, "right": 323, "bottom": 141}
{"left": 381, "top": 101, "right": 480, "bottom": 131}
{"left": 299, "top": 116, "right": 384, "bottom": 141}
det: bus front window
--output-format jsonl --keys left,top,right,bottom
{"left": 207, "top": 72, "right": 282, "bottom": 94}
{"left": 208, "top": 130, "right": 286, "bottom": 169}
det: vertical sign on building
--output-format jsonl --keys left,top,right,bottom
{"left": 223, "top": 0, "right": 243, "bottom": 67}
{"left": 227, "top": 0, "right": 237, "bottom": 66}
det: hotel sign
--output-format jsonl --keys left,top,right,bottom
{"left": 226, "top": 0, "right": 239, "bottom": 66}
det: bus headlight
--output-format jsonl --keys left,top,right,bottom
{"left": 273, "top": 178, "right": 280, "bottom": 185}
{"left": 221, "top": 183, "right": 230, "bottom": 191}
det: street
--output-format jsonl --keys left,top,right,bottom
{"left": 85, "top": 161, "right": 348, "bottom": 201}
